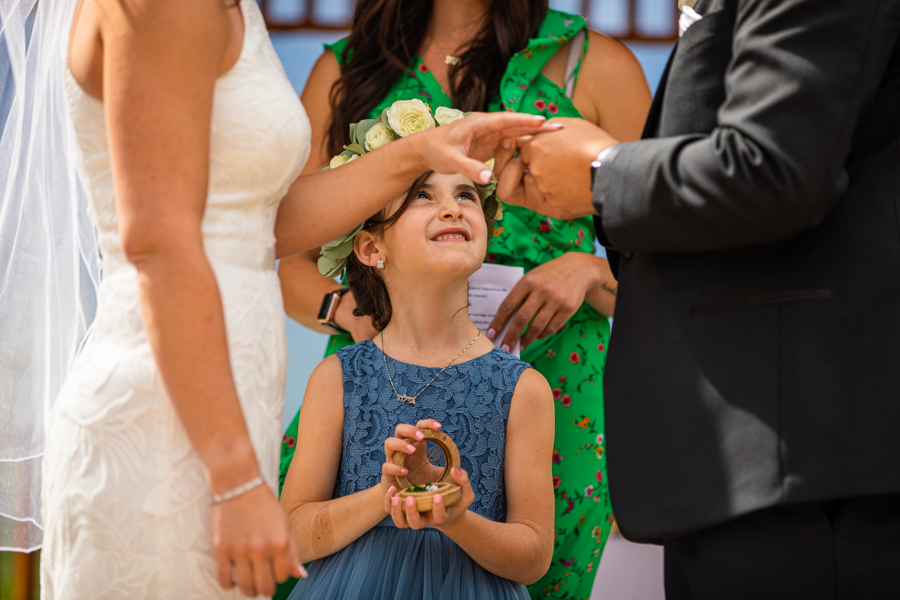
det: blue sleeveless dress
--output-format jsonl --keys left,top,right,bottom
{"left": 288, "top": 340, "right": 533, "bottom": 600}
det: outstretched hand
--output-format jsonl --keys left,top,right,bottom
{"left": 421, "top": 112, "right": 562, "bottom": 185}
{"left": 494, "top": 117, "right": 619, "bottom": 220}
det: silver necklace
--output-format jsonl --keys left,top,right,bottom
{"left": 381, "top": 329, "right": 481, "bottom": 405}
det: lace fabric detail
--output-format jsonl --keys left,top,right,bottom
{"left": 335, "top": 341, "right": 530, "bottom": 522}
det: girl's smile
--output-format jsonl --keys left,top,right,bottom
{"left": 431, "top": 227, "right": 471, "bottom": 242}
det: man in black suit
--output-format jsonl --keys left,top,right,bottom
{"left": 494, "top": 0, "right": 900, "bottom": 597}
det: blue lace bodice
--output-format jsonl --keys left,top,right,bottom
{"left": 334, "top": 340, "right": 531, "bottom": 522}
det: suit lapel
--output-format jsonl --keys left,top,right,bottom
{"left": 641, "top": 41, "right": 679, "bottom": 140}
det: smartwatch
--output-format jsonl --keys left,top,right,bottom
{"left": 317, "top": 287, "right": 350, "bottom": 334}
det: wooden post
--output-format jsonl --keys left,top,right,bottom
{"left": 9, "top": 551, "right": 38, "bottom": 600}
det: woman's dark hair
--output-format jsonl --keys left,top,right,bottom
{"left": 326, "top": 0, "right": 549, "bottom": 157}
{"left": 346, "top": 172, "right": 497, "bottom": 332}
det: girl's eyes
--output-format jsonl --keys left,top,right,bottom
{"left": 415, "top": 191, "right": 477, "bottom": 203}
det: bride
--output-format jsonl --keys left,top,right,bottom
{"left": 0, "top": 0, "right": 548, "bottom": 597}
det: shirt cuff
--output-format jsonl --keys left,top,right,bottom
{"left": 592, "top": 145, "right": 619, "bottom": 248}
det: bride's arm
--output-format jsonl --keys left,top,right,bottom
{"left": 98, "top": 0, "right": 302, "bottom": 595}
{"left": 274, "top": 108, "right": 552, "bottom": 258}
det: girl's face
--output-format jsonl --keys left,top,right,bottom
{"left": 363, "top": 172, "right": 489, "bottom": 282}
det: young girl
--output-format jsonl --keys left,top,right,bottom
{"left": 279, "top": 4, "right": 651, "bottom": 595}
{"left": 279, "top": 169, "right": 555, "bottom": 599}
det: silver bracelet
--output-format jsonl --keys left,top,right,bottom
{"left": 210, "top": 475, "right": 267, "bottom": 505}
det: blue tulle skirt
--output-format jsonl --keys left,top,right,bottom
{"left": 288, "top": 517, "right": 530, "bottom": 600}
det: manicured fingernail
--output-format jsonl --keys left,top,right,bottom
{"left": 392, "top": 497, "right": 399, "bottom": 506}
{"left": 547, "top": 123, "right": 563, "bottom": 129}
{"left": 407, "top": 444, "right": 417, "bottom": 453}
{"left": 407, "top": 497, "right": 415, "bottom": 506}
{"left": 487, "top": 328, "right": 496, "bottom": 339}
{"left": 452, "top": 467, "right": 460, "bottom": 475}
{"left": 298, "top": 564, "right": 308, "bottom": 578}
{"left": 479, "top": 169, "right": 492, "bottom": 183}
{"left": 534, "top": 115, "right": 546, "bottom": 121}
{"left": 388, "top": 486, "right": 396, "bottom": 494}
{"left": 401, "top": 468, "right": 408, "bottom": 474}
{"left": 415, "top": 431, "right": 424, "bottom": 440}
{"left": 501, "top": 344, "right": 510, "bottom": 353}
{"left": 502, "top": 139, "right": 512, "bottom": 150}
{"left": 434, "top": 494, "right": 443, "bottom": 504}
{"left": 433, "top": 421, "right": 441, "bottom": 428}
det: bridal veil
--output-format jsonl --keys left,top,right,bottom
{"left": 0, "top": 0, "right": 99, "bottom": 552}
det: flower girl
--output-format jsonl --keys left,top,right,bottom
{"left": 279, "top": 102, "right": 555, "bottom": 600}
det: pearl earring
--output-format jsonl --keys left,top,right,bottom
{"left": 376, "top": 259, "right": 385, "bottom": 271}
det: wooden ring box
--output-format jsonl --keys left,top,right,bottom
{"left": 391, "top": 429, "right": 462, "bottom": 513}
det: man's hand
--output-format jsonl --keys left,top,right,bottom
{"left": 495, "top": 117, "right": 619, "bottom": 220}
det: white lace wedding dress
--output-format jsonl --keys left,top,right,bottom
{"left": 40, "top": 1, "right": 310, "bottom": 597}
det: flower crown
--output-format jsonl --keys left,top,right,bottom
{"left": 318, "top": 99, "right": 500, "bottom": 278}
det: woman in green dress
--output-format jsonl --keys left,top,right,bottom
{"left": 278, "top": 2, "right": 651, "bottom": 598}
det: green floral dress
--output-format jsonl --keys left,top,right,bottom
{"left": 278, "top": 11, "right": 612, "bottom": 600}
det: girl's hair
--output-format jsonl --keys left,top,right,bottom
{"left": 326, "top": 0, "right": 549, "bottom": 157}
{"left": 346, "top": 172, "right": 496, "bottom": 332}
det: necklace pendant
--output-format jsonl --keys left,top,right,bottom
{"left": 398, "top": 394, "right": 416, "bottom": 405}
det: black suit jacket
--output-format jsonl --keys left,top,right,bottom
{"left": 594, "top": 0, "right": 900, "bottom": 541}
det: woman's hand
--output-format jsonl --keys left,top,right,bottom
{"left": 487, "top": 252, "right": 615, "bottom": 351}
{"left": 211, "top": 484, "right": 307, "bottom": 597}
{"left": 380, "top": 420, "right": 443, "bottom": 496}
{"left": 333, "top": 292, "right": 378, "bottom": 342}
{"left": 418, "top": 113, "right": 560, "bottom": 185}
{"left": 386, "top": 467, "right": 475, "bottom": 531}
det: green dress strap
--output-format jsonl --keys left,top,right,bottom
{"left": 325, "top": 37, "right": 350, "bottom": 65}
{"left": 495, "top": 11, "right": 587, "bottom": 114}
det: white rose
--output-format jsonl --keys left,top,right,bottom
{"left": 364, "top": 122, "right": 395, "bottom": 151}
{"left": 329, "top": 154, "right": 359, "bottom": 168}
{"left": 385, "top": 99, "right": 436, "bottom": 137}
{"left": 434, "top": 106, "right": 466, "bottom": 126}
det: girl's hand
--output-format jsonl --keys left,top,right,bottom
{"left": 210, "top": 484, "right": 307, "bottom": 597}
{"left": 386, "top": 467, "right": 475, "bottom": 531}
{"left": 333, "top": 291, "right": 378, "bottom": 342}
{"left": 381, "top": 420, "right": 443, "bottom": 497}
{"left": 487, "top": 252, "right": 609, "bottom": 351}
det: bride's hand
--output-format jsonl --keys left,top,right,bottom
{"left": 210, "top": 484, "right": 307, "bottom": 597}
{"left": 419, "top": 112, "right": 561, "bottom": 185}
